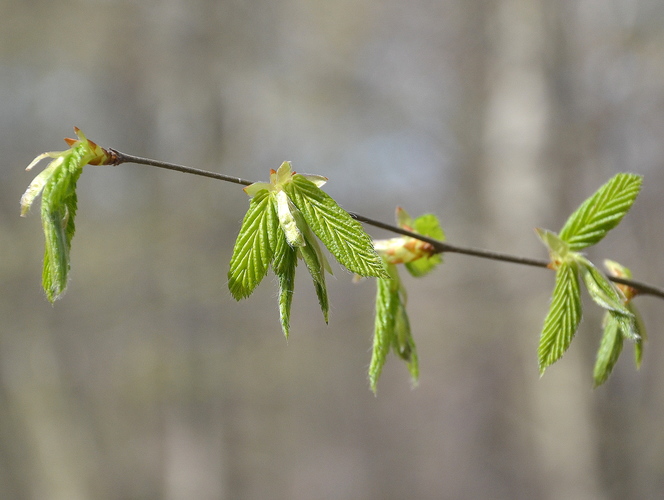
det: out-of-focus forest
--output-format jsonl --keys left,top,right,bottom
{"left": 3, "top": 1, "right": 664, "bottom": 498}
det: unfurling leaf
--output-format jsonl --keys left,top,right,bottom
{"left": 559, "top": 173, "right": 642, "bottom": 250}
{"left": 285, "top": 175, "right": 388, "bottom": 279}
{"left": 535, "top": 228, "right": 570, "bottom": 267}
{"left": 593, "top": 314, "right": 624, "bottom": 387}
{"left": 576, "top": 256, "right": 633, "bottom": 318}
{"left": 20, "top": 127, "right": 113, "bottom": 302}
{"left": 373, "top": 207, "right": 444, "bottom": 277}
{"left": 228, "top": 190, "right": 279, "bottom": 300}
{"left": 538, "top": 261, "right": 582, "bottom": 374}
{"left": 272, "top": 228, "right": 297, "bottom": 338}
{"left": 369, "top": 263, "right": 418, "bottom": 393}
{"left": 603, "top": 260, "right": 647, "bottom": 370}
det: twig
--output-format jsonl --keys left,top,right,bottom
{"left": 109, "top": 150, "right": 664, "bottom": 300}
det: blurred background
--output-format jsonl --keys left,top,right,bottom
{"left": 2, "top": 0, "right": 664, "bottom": 498}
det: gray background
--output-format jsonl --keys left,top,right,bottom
{"left": 2, "top": 0, "right": 664, "bottom": 498}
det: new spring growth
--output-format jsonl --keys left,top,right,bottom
{"left": 20, "top": 127, "right": 113, "bottom": 301}
{"left": 369, "top": 207, "right": 445, "bottom": 393}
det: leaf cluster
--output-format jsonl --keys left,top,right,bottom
{"left": 20, "top": 129, "right": 652, "bottom": 392}
{"left": 536, "top": 173, "right": 644, "bottom": 385}
{"left": 227, "top": 161, "right": 388, "bottom": 338}
{"left": 369, "top": 208, "right": 444, "bottom": 393}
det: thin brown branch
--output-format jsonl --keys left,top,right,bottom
{"left": 110, "top": 150, "right": 664, "bottom": 300}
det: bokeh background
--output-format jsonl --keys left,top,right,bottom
{"left": 3, "top": 1, "right": 664, "bottom": 498}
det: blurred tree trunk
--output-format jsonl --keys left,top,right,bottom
{"left": 478, "top": 0, "right": 604, "bottom": 498}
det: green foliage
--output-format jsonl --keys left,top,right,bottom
{"left": 538, "top": 261, "right": 583, "bottom": 373}
{"left": 404, "top": 213, "right": 445, "bottom": 277}
{"left": 591, "top": 260, "right": 647, "bottom": 386}
{"left": 537, "top": 174, "right": 643, "bottom": 381}
{"left": 20, "top": 128, "right": 112, "bottom": 302}
{"left": 369, "top": 263, "right": 418, "bottom": 393}
{"left": 369, "top": 209, "right": 443, "bottom": 392}
{"left": 229, "top": 161, "right": 386, "bottom": 338}
{"left": 559, "top": 173, "right": 642, "bottom": 250}
{"left": 228, "top": 190, "right": 279, "bottom": 300}
{"left": 21, "top": 129, "right": 651, "bottom": 391}
{"left": 284, "top": 175, "right": 388, "bottom": 279}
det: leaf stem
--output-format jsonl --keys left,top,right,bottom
{"left": 110, "top": 150, "right": 664, "bottom": 300}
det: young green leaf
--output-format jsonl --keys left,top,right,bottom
{"left": 593, "top": 314, "right": 624, "bottom": 387}
{"left": 535, "top": 228, "right": 570, "bottom": 264}
{"left": 404, "top": 213, "right": 444, "bottom": 277}
{"left": 632, "top": 303, "right": 646, "bottom": 368}
{"left": 284, "top": 174, "right": 388, "bottom": 279}
{"left": 369, "top": 266, "right": 400, "bottom": 393}
{"left": 272, "top": 228, "right": 298, "bottom": 338}
{"left": 297, "top": 234, "right": 330, "bottom": 323}
{"left": 20, "top": 128, "right": 111, "bottom": 302}
{"left": 538, "top": 261, "right": 583, "bottom": 374}
{"left": 228, "top": 190, "right": 279, "bottom": 300}
{"left": 393, "top": 300, "right": 419, "bottom": 385}
{"left": 41, "top": 165, "right": 83, "bottom": 301}
{"left": 558, "top": 173, "right": 642, "bottom": 250}
{"left": 576, "top": 257, "right": 633, "bottom": 317}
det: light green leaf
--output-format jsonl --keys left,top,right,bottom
{"left": 576, "top": 257, "right": 633, "bottom": 317}
{"left": 228, "top": 190, "right": 279, "bottom": 300}
{"left": 538, "top": 261, "right": 583, "bottom": 374}
{"left": 284, "top": 175, "right": 388, "bottom": 279}
{"left": 535, "top": 228, "right": 570, "bottom": 261}
{"left": 559, "top": 173, "right": 642, "bottom": 250}
{"left": 632, "top": 303, "right": 646, "bottom": 369}
{"left": 593, "top": 313, "right": 624, "bottom": 387}
{"left": 40, "top": 149, "right": 85, "bottom": 301}
{"left": 369, "top": 267, "right": 399, "bottom": 393}
{"left": 413, "top": 213, "right": 444, "bottom": 240}
{"left": 21, "top": 128, "right": 121, "bottom": 302}
{"left": 272, "top": 228, "right": 298, "bottom": 338}
{"left": 393, "top": 300, "right": 419, "bottom": 385}
{"left": 405, "top": 214, "right": 444, "bottom": 277}
{"left": 297, "top": 231, "right": 330, "bottom": 323}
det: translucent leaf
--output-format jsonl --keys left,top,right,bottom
{"left": 559, "top": 173, "right": 642, "bottom": 250}
{"left": 413, "top": 213, "right": 445, "bottom": 241}
{"left": 593, "top": 313, "right": 624, "bottom": 387}
{"left": 228, "top": 191, "right": 279, "bottom": 300}
{"left": 538, "top": 261, "right": 583, "bottom": 374}
{"left": 535, "top": 228, "right": 569, "bottom": 263}
{"left": 284, "top": 175, "right": 388, "bottom": 278}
